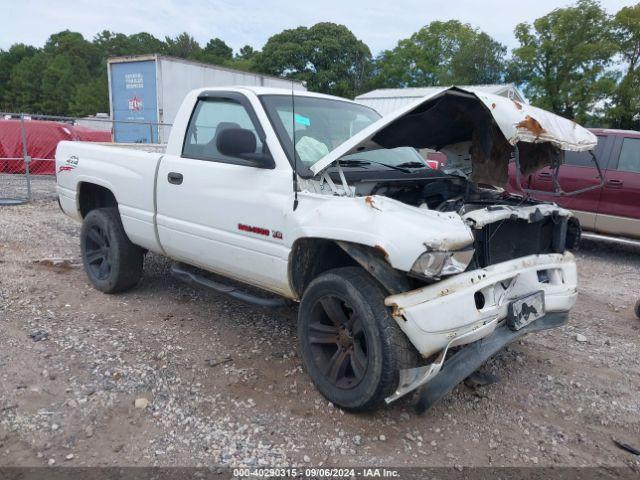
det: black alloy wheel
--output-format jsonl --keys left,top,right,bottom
{"left": 80, "top": 207, "right": 144, "bottom": 293}
{"left": 84, "top": 223, "right": 112, "bottom": 280}
{"left": 307, "top": 294, "right": 369, "bottom": 389}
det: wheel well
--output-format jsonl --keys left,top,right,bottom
{"left": 78, "top": 183, "right": 117, "bottom": 218}
{"left": 288, "top": 239, "right": 358, "bottom": 299}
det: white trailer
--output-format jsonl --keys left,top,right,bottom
{"left": 107, "top": 54, "right": 305, "bottom": 143}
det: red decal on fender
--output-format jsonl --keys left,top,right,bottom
{"left": 238, "top": 223, "right": 270, "bottom": 236}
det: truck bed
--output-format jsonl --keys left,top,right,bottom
{"left": 55, "top": 140, "right": 165, "bottom": 253}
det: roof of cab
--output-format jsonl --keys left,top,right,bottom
{"left": 189, "top": 86, "right": 365, "bottom": 104}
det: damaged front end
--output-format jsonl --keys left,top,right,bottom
{"left": 383, "top": 251, "right": 577, "bottom": 405}
{"left": 299, "top": 87, "right": 594, "bottom": 410}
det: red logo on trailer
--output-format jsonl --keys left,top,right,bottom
{"left": 128, "top": 95, "right": 143, "bottom": 112}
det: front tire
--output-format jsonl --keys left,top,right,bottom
{"left": 80, "top": 207, "right": 144, "bottom": 293}
{"left": 298, "top": 267, "right": 419, "bottom": 411}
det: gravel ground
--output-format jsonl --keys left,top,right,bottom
{"left": 0, "top": 176, "right": 639, "bottom": 469}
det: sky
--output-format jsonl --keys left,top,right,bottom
{"left": 1, "top": 0, "right": 638, "bottom": 55}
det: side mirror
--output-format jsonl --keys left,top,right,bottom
{"left": 216, "top": 128, "right": 274, "bottom": 168}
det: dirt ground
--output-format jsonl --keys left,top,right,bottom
{"left": 1, "top": 176, "right": 639, "bottom": 469}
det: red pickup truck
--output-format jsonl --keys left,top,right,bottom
{"left": 507, "top": 128, "right": 640, "bottom": 242}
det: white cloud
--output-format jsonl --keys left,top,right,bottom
{"left": 1, "top": 0, "right": 637, "bottom": 54}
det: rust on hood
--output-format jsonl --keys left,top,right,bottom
{"left": 374, "top": 244, "right": 389, "bottom": 260}
{"left": 468, "top": 123, "right": 513, "bottom": 187}
{"left": 516, "top": 116, "right": 546, "bottom": 138}
{"left": 364, "top": 196, "right": 381, "bottom": 210}
{"left": 390, "top": 303, "right": 405, "bottom": 318}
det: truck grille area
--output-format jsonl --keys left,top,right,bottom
{"left": 472, "top": 216, "right": 570, "bottom": 268}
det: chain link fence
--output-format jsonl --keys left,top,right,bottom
{"left": 0, "top": 112, "right": 171, "bottom": 205}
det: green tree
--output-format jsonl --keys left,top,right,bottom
{"left": 69, "top": 75, "right": 109, "bottom": 116}
{"left": 93, "top": 30, "right": 132, "bottom": 57}
{"left": 164, "top": 32, "right": 201, "bottom": 59}
{"left": 237, "top": 45, "right": 256, "bottom": 60}
{"left": 44, "top": 30, "right": 101, "bottom": 74}
{"left": 607, "top": 4, "right": 640, "bottom": 129}
{"left": 226, "top": 45, "right": 259, "bottom": 72}
{"left": 373, "top": 20, "right": 506, "bottom": 88}
{"left": 41, "top": 54, "right": 91, "bottom": 115}
{"left": 200, "top": 37, "right": 233, "bottom": 64}
{"left": 94, "top": 30, "right": 164, "bottom": 58}
{"left": 5, "top": 52, "right": 48, "bottom": 112}
{"left": 38, "top": 31, "right": 98, "bottom": 114}
{"left": 254, "top": 22, "right": 372, "bottom": 98}
{"left": 127, "top": 32, "right": 165, "bottom": 54}
{"left": 0, "top": 44, "right": 38, "bottom": 109}
{"left": 509, "top": 0, "right": 617, "bottom": 123}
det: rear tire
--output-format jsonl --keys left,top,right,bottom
{"left": 298, "top": 266, "right": 420, "bottom": 412}
{"left": 635, "top": 299, "right": 640, "bottom": 320}
{"left": 80, "top": 207, "right": 144, "bottom": 293}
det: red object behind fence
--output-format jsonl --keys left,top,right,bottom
{"left": 0, "top": 119, "right": 111, "bottom": 175}
{"left": 72, "top": 125, "right": 112, "bottom": 142}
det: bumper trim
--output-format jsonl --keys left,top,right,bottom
{"left": 415, "top": 312, "right": 568, "bottom": 414}
{"left": 385, "top": 316, "right": 500, "bottom": 404}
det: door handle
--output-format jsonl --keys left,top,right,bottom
{"left": 537, "top": 172, "right": 552, "bottom": 181}
{"left": 167, "top": 172, "right": 183, "bottom": 185}
{"left": 605, "top": 179, "right": 623, "bottom": 189}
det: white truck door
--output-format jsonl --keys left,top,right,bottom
{"left": 156, "top": 92, "right": 294, "bottom": 296}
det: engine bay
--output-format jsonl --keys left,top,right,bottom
{"left": 349, "top": 173, "right": 582, "bottom": 269}
{"left": 353, "top": 175, "right": 540, "bottom": 213}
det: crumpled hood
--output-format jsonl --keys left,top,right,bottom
{"left": 310, "top": 87, "right": 597, "bottom": 187}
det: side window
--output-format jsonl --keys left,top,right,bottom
{"left": 564, "top": 135, "right": 606, "bottom": 167}
{"left": 617, "top": 137, "right": 640, "bottom": 173}
{"left": 182, "top": 98, "right": 263, "bottom": 162}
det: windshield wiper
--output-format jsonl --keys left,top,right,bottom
{"left": 395, "top": 161, "right": 428, "bottom": 169}
{"left": 338, "top": 159, "right": 370, "bottom": 166}
{"left": 337, "top": 159, "right": 411, "bottom": 173}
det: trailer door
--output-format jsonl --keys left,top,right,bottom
{"left": 110, "top": 60, "right": 158, "bottom": 143}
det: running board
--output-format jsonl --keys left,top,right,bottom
{"left": 581, "top": 232, "right": 640, "bottom": 248}
{"left": 170, "top": 263, "right": 289, "bottom": 308}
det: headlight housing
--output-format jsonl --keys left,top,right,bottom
{"left": 410, "top": 248, "right": 475, "bottom": 279}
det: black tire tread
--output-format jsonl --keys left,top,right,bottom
{"left": 81, "top": 207, "right": 144, "bottom": 294}
{"left": 300, "top": 266, "right": 422, "bottom": 411}
{"left": 336, "top": 266, "right": 422, "bottom": 370}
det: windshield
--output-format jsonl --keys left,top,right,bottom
{"left": 261, "top": 94, "right": 428, "bottom": 174}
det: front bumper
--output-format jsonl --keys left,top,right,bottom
{"left": 384, "top": 252, "right": 577, "bottom": 403}
{"left": 386, "top": 252, "right": 577, "bottom": 357}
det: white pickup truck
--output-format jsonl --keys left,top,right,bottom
{"left": 56, "top": 86, "right": 595, "bottom": 412}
